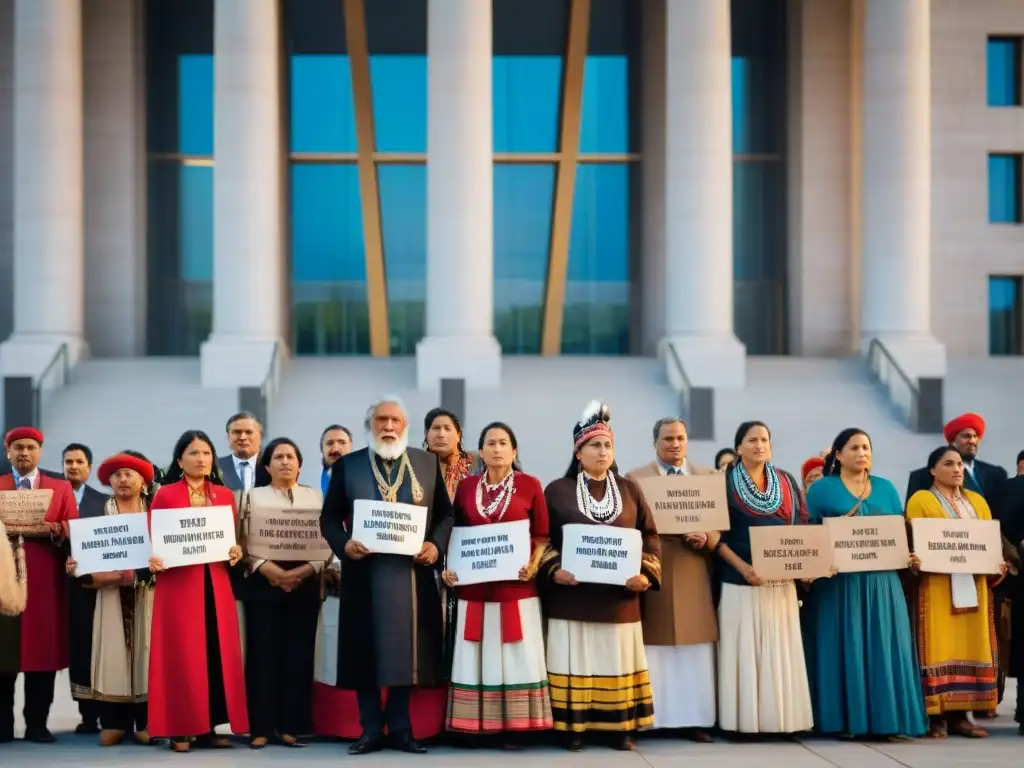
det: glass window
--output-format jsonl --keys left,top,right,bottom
{"left": 177, "top": 55, "right": 214, "bottom": 155}
{"left": 371, "top": 56, "right": 427, "bottom": 152}
{"left": 290, "top": 164, "right": 370, "bottom": 354}
{"left": 989, "top": 153, "right": 1023, "bottom": 224}
{"left": 493, "top": 57, "right": 563, "bottom": 153}
{"left": 494, "top": 164, "right": 556, "bottom": 353}
{"left": 290, "top": 56, "right": 358, "bottom": 153}
{"left": 989, "top": 276, "right": 1022, "bottom": 355}
{"left": 988, "top": 37, "right": 1022, "bottom": 107}
{"left": 379, "top": 164, "right": 427, "bottom": 354}
{"left": 730, "top": 0, "right": 787, "bottom": 155}
{"left": 563, "top": 164, "right": 631, "bottom": 354}
{"left": 579, "top": 56, "right": 629, "bottom": 153}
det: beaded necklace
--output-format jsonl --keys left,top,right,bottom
{"left": 475, "top": 470, "right": 515, "bottom": 521}
{"left": 575, "top": 471, "right": 622, "bottom": 524}
{"left": 732, "top": 462, "right": 783, "bottom": 516}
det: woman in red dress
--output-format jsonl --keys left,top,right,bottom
{"left": 147, "top": 430, "right": 248, "bottom": 752}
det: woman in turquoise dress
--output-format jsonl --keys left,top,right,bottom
{"left": 804, "top": 428, "right": 927, "bottom": 740}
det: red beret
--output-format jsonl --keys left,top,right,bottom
{"left": 97, "top": 454, "right": 155, "bottom": 487}
{"left": 801, "top": 456, "right": 825, "bottom": 482}
{"left": 943, "top": 412, "right": 985, "bottom": 444}
{"left": 4, "top": 427, "right": 43, "bottom": 448}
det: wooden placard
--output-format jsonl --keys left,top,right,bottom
{"left": 640, "top": 473, "right": 730, "bottom": 534}
{"left": 749, "top": 524, "right": 833, "bottom": 580}
{"left": 246, "top": 502, "right": 333, "bottom": 562}
{"left": 0, "top": 489, "right": 53, "bottom": 537}
{"left": 911, "top": 517, "right": 1003, "bottom": 575}
{"left": 825, "top": 515, "right": 910, "bottom": 573}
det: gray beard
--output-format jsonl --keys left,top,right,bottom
{"left": 371, "top": 432, "right": 408, "bottom": 461}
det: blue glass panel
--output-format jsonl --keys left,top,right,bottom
{"left": 494, "top": 164, "right": 555, "bottom": 353}
{"left": 732, "top": 57, "right": 751, "bottom": 154}
{"left": 989, "top": 276, "right": 1022, "bottom": 355}
{"left": 987, "top": 39, "right": 1020, "bottom": 107}
{"left": 563, "top": 164, "right": 629, "bottom": 354}
{"left": 379, "top": 164, "right": 427, "bottom": 353}
{"left": 989, "top": 154, "right": 1022, "bottom": 223}
{"left": 371, "top": 56, "right": 427, "bottom": 152}
{"left": 493, "top": 57, "right": 562, "bottom": 152}
{"left": 180, "top": 165, "right": 213, "bottom": 281}
{"left": 579, "top": 56, "right": 628, "bottom": 153}
{"left": 290, "top": 56, "right": 358, "bottom": 153}
{"left": 290, "top": 163, "right": 369, "bottom": 354}
{"left": 178, "top": 55, "right": 214, "bottom": 155}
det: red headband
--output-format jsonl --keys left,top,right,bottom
{"left": 574, "top": 422, "right": 614, "bottom": 451}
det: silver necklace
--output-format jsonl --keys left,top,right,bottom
{"left": 475, "top": 470, "right": 515, "bottom": 521}
{"left": 576, "top": 471, "right": 622, "bottom": 524}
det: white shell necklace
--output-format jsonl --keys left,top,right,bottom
{"left": 475, "top": 470, "right": 515, "bottom": 521}
{"left": 576, "top": 471, "right": 622, "bottom": 524}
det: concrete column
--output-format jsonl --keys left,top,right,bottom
{"left": 83, "top": 0, "right": 147, "bottom": 357}
{"left": 0, "top": 0, "right": 13, "bottom": 345}
{"left": 661, "top": 0, "right": 744, "bottom": 387}
{"left": 416, "top": 0, "right": 501, "bottom": 390}
{"left": 201, "top": 0, "right": 284, "bottom": 387}
{"left": 860, "top": 0, "right": 943, "bottom": 376}
{"left": 0, "top": 0, "right": 87, "bottom": 375}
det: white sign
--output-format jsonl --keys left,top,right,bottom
{"left": 351, "top": 499, "right": 428, "bottom": 556}
{"left": 150, "top": 505, "right": 237, "bottom": 569}
{"left": 560, "top": 524, "right": 643, "bottom": 586}
{"left": 446, "top": 519, "right": 531, "bottom": 586}
{"left": 69, "top": 513, "right": 151, "bottom": 576}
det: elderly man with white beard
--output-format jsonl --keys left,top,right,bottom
{"left": 320, "top": 396, "right": 455, "bottom": 756}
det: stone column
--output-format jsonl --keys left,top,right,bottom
{"left": 860, "top": 0, "right": 944, "bottom": 376}
{"left": 1, "top": 0, "right": 87, "bottom": 374}
{"left": 661, "top": 0, "right": 744, "bottom": 388}
{"left": 200, "top": 0, "right": 284, "bottom": 387}
{"left": 416, "top": 0, "right": 501, "bottom": 390}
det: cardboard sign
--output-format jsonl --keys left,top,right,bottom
{"left": 351, "top": 499, "right": 427, "bottom": 556}
{"left": 640, "top": 473, "right": 730, "bottom": 534}
{"left": 911, "top": 517, "right": 1003, "bottom": 575}
{"left": 246, "top": 502, "right": 332, "bottom": 562}
{"left": 150, "top": 505, "right": 237, "bottom": 568}
{"left": 749, "top": 525, "right": 833, "bottom": 580}
{"left": 560, "top": 524, "right": 642, "bottom": 586}
{"left": 825, "top": 515, "right": 910, "bottom": 573}
{"left": 446, "top": 519, "right": 531, "bottom": 586}
{"left": 69, "top": 513, "right": 151, "bottom": 575}
{"left": 0, "top": 489, "right": 53, "bottom": 537}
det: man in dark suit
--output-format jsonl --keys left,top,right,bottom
{"left": 61, "top": 443, "right": 110, "bottom": 735}
{"left": 217, "top": 411, "right": 262, "bottom": 492}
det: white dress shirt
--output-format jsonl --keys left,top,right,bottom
{"left": 235, "top": 455, "right": 257, "bottom": 491}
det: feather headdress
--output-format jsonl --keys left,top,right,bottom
{"left": 573, "top": 400, "right": 613, "bottom": 450}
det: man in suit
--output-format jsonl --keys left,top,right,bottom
{"left": 61, "top": 443, "right": 110, "bottom": 735}
{"left": 217, "top": 411, "right": 263, "bottom": 492}
{"left": 626, "top": 417, "right": 718, "bottom": 742}
{"left": 0, "top": 427, "right": 77, "bottom": 743}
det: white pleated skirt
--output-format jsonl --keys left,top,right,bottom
{"left": 645, "top": 643, "right": 717, "bottom": 729}
{"left": 717, "top": 581, "right": 813, "bottom": 733}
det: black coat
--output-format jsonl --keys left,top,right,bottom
{"left": 67, "top": 485, "right": 111, "bottom": 697}
{"left": 904, "top": 458, "right": 1008, "bottom": 511}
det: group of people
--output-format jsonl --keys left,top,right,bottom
{"left": 1, "top": 399, "right": 1023, "bottom": 755}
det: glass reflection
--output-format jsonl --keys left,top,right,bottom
{"left": 493, "top": 57, "right": 562, "bottom": 153}
{"left": 290, "top": 55, "right": 358, "bottom": 153}
{"left": 989, "top": 276, "right": 1022, "bottom": 355}
{"left": 494, "top": 164, "right": 555, "bottom": 353}
{"left": 564, "top": 164, "right": 630, "bottom": 354}
{"left": 987, "top": 38, "right": 1020, "bottom": 108}
{"left": 379, "top": 164, "right": 427, "bottom": 354}
{"left": 989, "top": 154, "right": 1022, "bottom": 224}
{"left": 580, "top": 56, "right": 629, "bottom": 154}
{"left": 371, "top": 56, "right": 427, "bottom": 152}
{"left": 291, "top": 164, "right": 370, "bottom": 354}
{"left": 178, "top": 55, "right": 214, "bottom": 155}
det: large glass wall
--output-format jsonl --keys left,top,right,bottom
{"left": 145, "top": 0, "right": 215, "bottom": 355}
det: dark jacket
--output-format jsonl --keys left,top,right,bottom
{"left": 904, "top": 458, "right": 1008, "bottom": 511}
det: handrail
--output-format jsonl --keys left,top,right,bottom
{"left": 32, "top": 343, "right": 69, "bottom": 427}
{"left": 866, "top": 337, "right": 921, "bottom": 430}
{"left": 260, "top": 340, "right": 281, "bottom": 400}
{"left": 664, "top": 341, "right": 693, "bottom": 423}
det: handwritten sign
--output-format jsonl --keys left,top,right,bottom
{"left": 560, "top": 524, "right": 642, "bottom": 586}
{"left": 824, "top": 515, "right": 910, "bottom": 573}
{"left": 150, "top": 505, "right": 236, "bottom": 568}
{"left": 446, "top": 519, "right": 531, "bottom": 586}
{"left": 911, "top": 517, "right": 1003, "bottom": 575}
{"left": 640, "top": 474, "right": 730, "bottom": 534}
{"left": 0, "top": 489, "right": 53, "bottom": 537}
{"left": 749, "top": 525, "right": 833, "bottom": 580}
{"left": 351, "top": 499, "right": 427, "bottom": 556}
{"left": 69, "top": 513, "right": 151, "bottom": 575}
{"left": 247, "top": 503, "right": 332, "bottom": 562}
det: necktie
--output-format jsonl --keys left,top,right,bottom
{"left": 18, "top": 478, "right": 30, "bottom": 490}
{"left": 671, "top": 467, "right": 682, "bottom": 476}
{"left": 239, "top": 462, "right": 250, "bottom": 490}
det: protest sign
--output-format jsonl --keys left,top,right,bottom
{"left": 446, "top": 519, "right": 531, "bottom": 586}
{"left": 749, "top": 525, "right": 833, "bottom": 580}
{"left": 0, "top": 489, "right": 53, "bottom": 537}
{"left": 825, "top": 515, "right": 910, "bottom": 573}
{"left": 351, "top": 499, "right": 427, "bottom": 556}
{"left": 246, "top": 502, "right": 332, "bottom": 562}
{"left": 911, "top": 517, "right": 1003, "bottom": 575}
{"left": 640, "top": 473, "right": 730, "bottom": 534}
{"left": 69, "top": 512, "right": 151, "bottom": 575}
{"left": 150, "top": 505, "right": 236, "bottom": 568}
{"left": 560, "top": 524, "right": 642, "bottom": 586}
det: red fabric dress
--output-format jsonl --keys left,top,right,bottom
{"left": 146, "top": 480, "right": 248, "bottom": 737}
{"left": 0, "top": 472, "right": 77, "bottom": 671}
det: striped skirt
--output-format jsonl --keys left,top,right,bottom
{"left": 546, "top": 619, "right": 654, "bottom": 733}
{"left": 446, "top": 597, "right": 553, "bottom": 733}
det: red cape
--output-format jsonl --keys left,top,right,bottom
{"left": 146, "top": 481, "right": 248, "bottom": 737}
{"left": 0, "top": 472, "right": 77, "bottom": 671}
{"left": 312, "top": 683, "right": 446, "bottom": 739}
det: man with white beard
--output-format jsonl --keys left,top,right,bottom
{"left": 320, "top": 396, "right": 454, "bottom": 755}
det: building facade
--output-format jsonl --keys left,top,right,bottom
{"left": 0, "top": 0, "right": 1021, "bottom": 390}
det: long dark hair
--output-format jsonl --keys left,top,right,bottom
{"left": 822, "top": 428, "right": 871, "bottom": 476}
{"left": 477, "top": 421, "right": 523, "bottom": 473}
{"left": 423, "top": 407, "right": 469, "bottom": 460}
{"left": 162, "top": 430, "right": 224, "bottom": 486}
{"left": 254, "top": 437, "right": 304, "bottom": 488}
